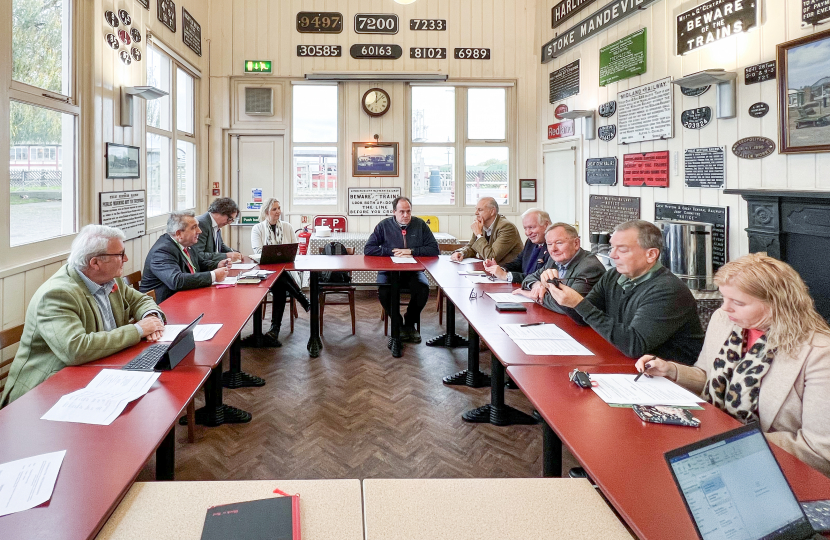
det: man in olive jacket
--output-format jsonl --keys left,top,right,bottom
{"left": 451, "top": 197, "right": 523, "bottom": 264}
{"left": 1, "top": 225, "right": 165, "bottom": 406}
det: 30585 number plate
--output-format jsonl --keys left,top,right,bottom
{"left": 350, "top": 44, "right": 402, "bottom": 59}
{"left": 410, "top": 47, "right": 446, "bottom": 59}
{"left": 297, "top": 45, "right": 342, "bottom": 57}
{"left": 296, "top": 12, "right": 343, "bottom": 33}
{"left": 410, "top": 19, "right": 446, "bottom": 31}
{"left": 355, "top": 13, "right": 399, "bottom": 34}
{"left": 454, "top": 48, "right": 491, "bottom": 60}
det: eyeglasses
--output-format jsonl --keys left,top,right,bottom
{"left": 97, "top": 251, "right": 127, "bottom": 260}
{"left": 469, "top": 289, "right": 485, "bottom": 300}
{"left": 226, "top": 215, "right": 239, "bottom": 224}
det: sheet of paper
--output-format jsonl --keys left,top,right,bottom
{"left": 239, "top": 269, "right": 274, "bottom": 278}
{"left": 158, "top": 324, "right": 222, "bottom": 342}
{"left": 514, "top": 339, "right": 594, "bottom": 355}
{"left": 486, "top": 292, "right": 534, "bottom": 303}
{"left": 83, "top": 369, "right": 160, "bottom": 400}
{"left": 589, "top": 374, "right": 704, "bottom": 407}
{"left": 499, "top": 323, "right": 571, "bottom": 340}
{"left": 0, "top": 450, "right": 66, "bottom": 517}
{"left": 249, "top": 253, "right": 261, "bottom": 262}
{"left": 231, "top": 262, "right": 257, "bottom": 270}
{"left": 465, "top": 275, "right": 511, "bottom": 284}
{"left": 457, "top": 270, "right": 486, "bottom": 276}
{"left": 214, "top": 276, "right": 237, "bottom": 286}
{"left": 451, "top": 258, "right": 480, "bottom": 264}
{"left": 391, "top": 256, "right": 416, "bottom": 263}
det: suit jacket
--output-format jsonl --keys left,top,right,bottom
{"left": 457, "top": 214, "right": 523, "bottom": 265}
{"left": 502, "top": 239, "right": 549, "bottom": 283}
{"left": 194, "top": 212, "right": 234, "bottom": 267}
{"left": 521, "top": 248, "right": 606, "bottom": 323}
{"left": 141, "top": 234, "right": 215, "bottom": 304}
{"left": 674, "top": 309, "right": 830, "bottom": 477}
{"left": 1, "top": 265, "right": 163, "bottom": 406}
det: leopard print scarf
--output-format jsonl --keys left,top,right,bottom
{"left": 703, "top": 329, "right": 774, "bottom": 424}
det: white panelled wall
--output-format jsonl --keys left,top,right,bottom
{"left": 536, "top": 0, "right": 830, "bottom": 261}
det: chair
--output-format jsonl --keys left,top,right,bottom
{"left": 436, "top": 243, "right": 469, "bottom": 325}
{"left": 122, "top": 270, "right": 142, "bottom": 290}
{"left": 313, "top": 215, "right": 348, "bottom": 232}
{"left": 261, "top": 293, "right": 298, "bottom": 333}
{"left": 318, "top": 246, "right": 356, "bottom": 335}
{"left": 0, "top": 324, "right": 25, "bottom": 402}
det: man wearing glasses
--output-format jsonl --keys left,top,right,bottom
{"left": 194, "top": 197, "right": 243, "bottom": 266}
{"left": 1, "top": 225, "right": 165, "bottom": 406}
{"left": 515, "top": 222, "right": 605, "bottom": 324}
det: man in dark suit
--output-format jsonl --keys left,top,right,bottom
{"left": 194, "top": 197, "right": 242, "bottom": 267}
{"left": 482, "top": 208, "right": 551, "bottom": 283}
{"left": 141, "top": 211, "right": 230, "bottom": 303}
{"left": 516, "top": 222, "right": 606, "bottom": 324}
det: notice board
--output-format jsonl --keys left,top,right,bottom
{"left": 589, "top": 195, "right": 640, "bottom": 233}
{"left": 99, "top": 190, "right": 146, "bottom": 240}
{"left": 599, "top": 29, "right": 646, "bottom": 87}
{"left": 617, "top": 77, "right": 673, "bottom": 144}
{"left": 348, "top": 187, "right": 401, "bottom": 216}
{"left": 623, "top": 151, "right": 670, "bottom": 187}
{"left": 549, "top": 60, "right": 580, "bottom": 103}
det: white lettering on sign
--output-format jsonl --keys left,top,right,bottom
{"left": 348, "top": 187, "right": 402, "bottom": 216}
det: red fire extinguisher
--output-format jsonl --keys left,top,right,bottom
{"left": 297, "top": 226, "right": 312, "bottom": 255}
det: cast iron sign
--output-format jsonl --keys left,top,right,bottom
{"left": 549, "top": 60, "right": 580, "bottom": 103}
{"left": 182, "top": 8, "right": 201, "bottom": 57}
{"left": 732, "top": 136, "right": 775, "bottom": 159}
{"left": 586, "top": 157, "right": 618, "bottom": 186}
{"left": 677, "top": 0, "right": 758, "bottom": 56}
{"left": 623, "top": 151, "right": 670, "bottom": 187}
{"left": 158, "top": 0, "right": 176, "bottom": 33}
{"left": 744, "top": 60, "right": 776, "bottom": 84}
{"left": 598, "top": 125, "right": 617, "bottom": 141}
{"left": 599, "top": 101, "right": 617, "bottom": 117}
{"left": 599, "top": 29, "right": 647, "bottom": 86}
{"left": 802, "top": 0, "right": 830, "bottom": 26}
{"left": 681, "top": 85, "right": 710, "bottom": 97}
{"left": 548, "top": 120, "right": 576, "bottom": 139}
{"left": 748, "top": 102, "right": 769, "bottom": 117}
{"left": 681, "top": 107, "right": 712, "bottom": 129}
{"left": 552, "top": 0, "right": 597, "bottom": 28}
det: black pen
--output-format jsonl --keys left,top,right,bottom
{"left": 521, "top": 322, "right": 545, "bottom": 327}
{"left": 634, "top": 358, "right": 654, "bottom": 382}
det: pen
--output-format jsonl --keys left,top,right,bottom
{"left": 521, "top": 322, "right": 545, "bottom": 327}
{"left": 634, "top": 357, "right": 655, "bottom": 382}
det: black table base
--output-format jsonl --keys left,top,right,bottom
{"left": 442, "top": 326, "right": 490, "bottom": 387}
{"left": 461, "top": 355, "right": 536, "bottom": 426}
{"left": 181, "top": 366, "right": 252, "bottom": 427}
{"left": 427, "top": 300, "right": 469, "bottom": 348}
{"left": 155, "top": 429, "right": 175, "bottom": 480}
{"left": 224, "top": 334, "right": 266, "bottom": 388}
{"left": 542, "top": 420, "right": 563, "bottom": 478}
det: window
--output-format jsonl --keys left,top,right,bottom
{"left": 146, "top": 43, "right": 197, "bottom": 216}
{"left": 292, "top": 85, "right": 338, "bottom": 206}
{"left": 410, "top": 86, "right": 510, "bottom": 208}
{"left": 9, "top": 0, "right": 77, "bottom": 248}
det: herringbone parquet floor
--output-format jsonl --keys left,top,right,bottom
{"left": 139, "top": 290, "right": 578, "bottom": 481}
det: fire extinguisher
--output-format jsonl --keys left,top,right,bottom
{"left": 297, "top": 226, "right": 312, "bottom": 255}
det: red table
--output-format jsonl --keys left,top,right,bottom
{"left": 284, "top": 255, "right": 424, "bottom": 358}
{"left": 0, "top": 365, "right": 210, "bottom": 540}
{"left": 507, "top": 363, "right": 830, "bottom": 539}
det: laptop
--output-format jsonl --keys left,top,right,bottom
{"left": 252, "top": 243, "right": 299, "bottom": 265}
{"left": 122, "top": 313, "right": 203, "bottom": 371}
{"left": 665, "top": 423, "right": 821, "bottom": 540}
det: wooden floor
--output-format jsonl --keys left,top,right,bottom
{"left": 140, "top": 290, "right": 578, "bottom": 481}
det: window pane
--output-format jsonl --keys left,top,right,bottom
{"left": 293, "top": 86, "right": 337, "bottom": 142}
{"left": 294, "top": 147, "right": 337, "bottom": 205}
{"left": 465, "top": 147, "right": 508, "bottom": 206}
{"left": 12, "top": 0, "right": 70, "bottom": 95}
{"left": 468, "top": 89, "right": 506, "bottom": 140}
{"left": 412, "top": 147, "right": 454, "bottom": 206}
{"left": 147, "top": 133, "right": 171, "bottom": 216}
{"left": 412, "top": 87, "right": 455, "bottom": 143}
{"left": 9, "top": 102, "right": 76, "bottom": 246}
{"left": 146, "top": 46, "right": 171, "bottom": 131}
{"left": 176, "top": 140, "right": 195, "bottom": 210}
{"left": 177, "top": 68, "right": 194, "bottom": 134}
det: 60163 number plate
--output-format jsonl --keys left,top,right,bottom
{"left": 454, "top": 48, "right": 491, "bottom": 60}
{"left": 350, "top": 44, "right": 402, "bottom": 59}
{"left": 410, "top": 47, "right": 446, "bottom": 59}
{"left": 410, "top": 19, "right": 446, "bottom": 31}
{"left": 297, "top": 45, "right": 342, "bottom": 57}
{"left": 296, "top": 12, "right": 343, "bottom": 33}
{"left": 355, "top": 13, "right": 399, "bottom": 34}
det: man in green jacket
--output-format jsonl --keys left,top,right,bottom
{"left": 1, "top": 225, "right": 165, "bottom": 406}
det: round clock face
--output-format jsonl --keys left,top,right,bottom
{"left": 362, "top": 88, "right": 390, "bottom": 117}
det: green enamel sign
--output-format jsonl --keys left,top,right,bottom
{"left": 599, "top": 28, "right": 647, "bottom": 87}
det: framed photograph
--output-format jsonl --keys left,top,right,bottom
{"left": 106, "top": 143, "right": 140, "bottom": 179}
{"left": 778, "top": 28, "right": 830, "bottom": 154}
{"left": 519, "top": 179, "right": 537, "bottom": 202}
{"left": 352, "top": 142, "right": 399, "bottom": 177}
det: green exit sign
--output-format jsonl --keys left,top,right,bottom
{"left": 241, "top": 216, "right": 259, "bottom": 224}
{"left": 244, "top": 60, "right": 272, "bottom": 73}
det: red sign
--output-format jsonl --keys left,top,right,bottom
{"left": 623, "top": 151, "right": 670, "bottom": 187}
{"left": 555, "top": 104, "right": 569, "bottom": 120}
{"left": 548, "top": 120, "right": 575, "bottom": 139}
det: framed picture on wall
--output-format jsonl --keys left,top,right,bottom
{"left": 106, "top": 143, "right": 140, "bottom": 179}
{"left": 352, "top": 142, "right": 399, "bottom": 177}
{"left": 777, "top": 27, "right": 830, "bottom": 154}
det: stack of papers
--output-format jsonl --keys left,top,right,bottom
{"left": 589, "top": 374, "right": 705, "bottom": 407}
{"left": 499, "top": 323, "right": 593, "bottom": 355}
{"left": 391, "top": 256, "right": 416, "bottom": 263}
{"left": 239, "top": 269, "right": 276, "bottom": 278}
{"left": 41, "top": 369, "right": 161, "bottom": 425}
{"left": 486, "top": 292, "right": 533, "bottom": 302}
{"left": 457, "top": 270, "right": 485, "bottom": 276}
{"left": 231, "top": 262, "right": 257, "bottom": 270}
{"left": 214, "top": 276, "right": 238, "bottom": 286}
{"left": 158, "top": 323, "right": 222, "bottom": 342}
{"left": 0, "top": 450, "right": 66, "bottom": 517}
{"left": 466, "top": 275, "right": 511, "bottom": 284}
{"left": 451, "top": 258, "right": 480, "bottom": 264}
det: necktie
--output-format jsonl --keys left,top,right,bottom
{"left": 525, "top": 245, "right": 542, "bottom": 275}
{"left": 557, "top": 263, "right": 567, "bottom": 278}
{"left": 215, "top": 228, "right": 222, "bottom": 252}
{"left": 183, "top": 248, "right": 195, "bottom": 274}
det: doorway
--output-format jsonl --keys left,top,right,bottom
{"left": 542, "top": 143, "right": 579, "bottom": 231}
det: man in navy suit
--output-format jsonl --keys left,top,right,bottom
{"left": 482, "top": 208, "right": 551, "bottom": 283}
{"left": 141, "top": 211, "right": 230, "bottom": 303}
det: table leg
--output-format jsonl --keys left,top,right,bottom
{"left": 542, "top": 420, "right": 563, "bottom": 478}
{"left": 426, "top": 294, "right": 469, "bottom": 348}
{"left": 181, "top": 365, "right": 252, "bottom": 426}
{"left": 240, "top": 298, "right": 267, "bottom": 348}
{"left": 389, "top": 272, "right": 403, "bottom": 358}
{"left": 307, "top": 271, "right": 323, "bottom": 357}
{"left": 442, "top": 326, "right": 491, "bottom": 387}
{"left": 223, "top": 334, "right": 266, "bottom": 388}
{"left": 462, "top": 355, "right": 536, "bottom": 425}
{"left": 155, "top": 428, "right": 175, "bottom": 481}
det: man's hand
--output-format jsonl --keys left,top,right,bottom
{"left": 450, "top": 251, "right": 464, "bottom": 262}
{"left": 546, "top": 281, "right": 584, "bottom": 308}
{"left": 217, "top": 258, "right": 232, "bottom": 269}
{"left": 214, "top": 267, "right": 229, "bottom": 282}
{"left": 471, "top": 217, "right": 484, "bottom": 237}
{"left": 145, "top": 330, "right": 165, "bottom": 342}
{"left": 483, "top": 260, "right": 507, "bottom": 281}
{"left": 512, "top": 287, "right": 536, "bottom": 299}
{"left": 539, "top": 268, "right": 560, "bottom": 283}
{"left": 226, "top": 252, "right": 242, "bottom": 263}
{"left": 137, "top": 317, "right": 165, "bottom": 340}
{"left": 528, "top": 282, "right": 547, "bottom": 302}
{"left": 392, "top": 248, "right": 413, "bottom": 258}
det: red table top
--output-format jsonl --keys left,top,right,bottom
{"left": 507, "top": 364, "right": 830, "bottom": 540}
{"left": 285, "top": 254, "right": 424, "bottom": 273}
{"left": 0, "top": 365, "right": 210, "bottom": 540}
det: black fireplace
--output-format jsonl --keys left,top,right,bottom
{"left": 724, "top": 190, "right": 830, "bottom": 322}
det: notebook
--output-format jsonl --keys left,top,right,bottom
{"left": 200, "top": 496, "right": 297, "bottom": 540}
{"left": 254, "top": 243, "right": 299, "bottom": 264}
{"left": 122, "top": 314, "right": 203, "bottom": 371}
{"left": 665, "top": 424, "right": 821, "bottom": 540}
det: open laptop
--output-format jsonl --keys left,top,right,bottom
{"left": 250, "top": 243, "right": 299, "bottom": 265}
{"left": 122, "top": 313, "right": 204, "bottom": 371}
{"left": 665, "top": 423, "right": 821, "bottom": 540}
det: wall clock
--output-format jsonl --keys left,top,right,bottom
{"left": 362, "top": 88, "right": 390, "bottom": 117}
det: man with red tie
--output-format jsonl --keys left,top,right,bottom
{"left": 141, "top": 211, "right": 230, "bottom": 303}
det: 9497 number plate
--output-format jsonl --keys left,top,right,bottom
{"left": 296, "top": 12, "right": 343, "bottom": 33}
{"left": 297, "top": 45, "right": 342, "bottom": 57}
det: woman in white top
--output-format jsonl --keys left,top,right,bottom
{"left": 251, "top": 198, "right": 310, "bottom": 346}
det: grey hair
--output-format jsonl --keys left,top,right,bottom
{"left": 521, "top": 208, "right": 552, "bottom": 227}
{"left": 260, "top": 198, "right": 281, "bottom": 222}
{"left": 68, "top": 224, "right": 126, "bottom": 271}
{"left": 167, "top": 210, "right": 196, "bottom": 235}
{"left": 480, "top": 196, "right": 498, "bottom": 213}
{"left": 546, "top": 222, "right": 579, "bottom": 239}
{"left": 614, "top": 219, "right": 663, "bottom": 252}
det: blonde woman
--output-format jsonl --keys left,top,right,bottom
{"left": 251, "top": 198, "right": 310, "bottom": 346}
{"left": 637, "top": 254, "right": 830, "bottom": 476}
